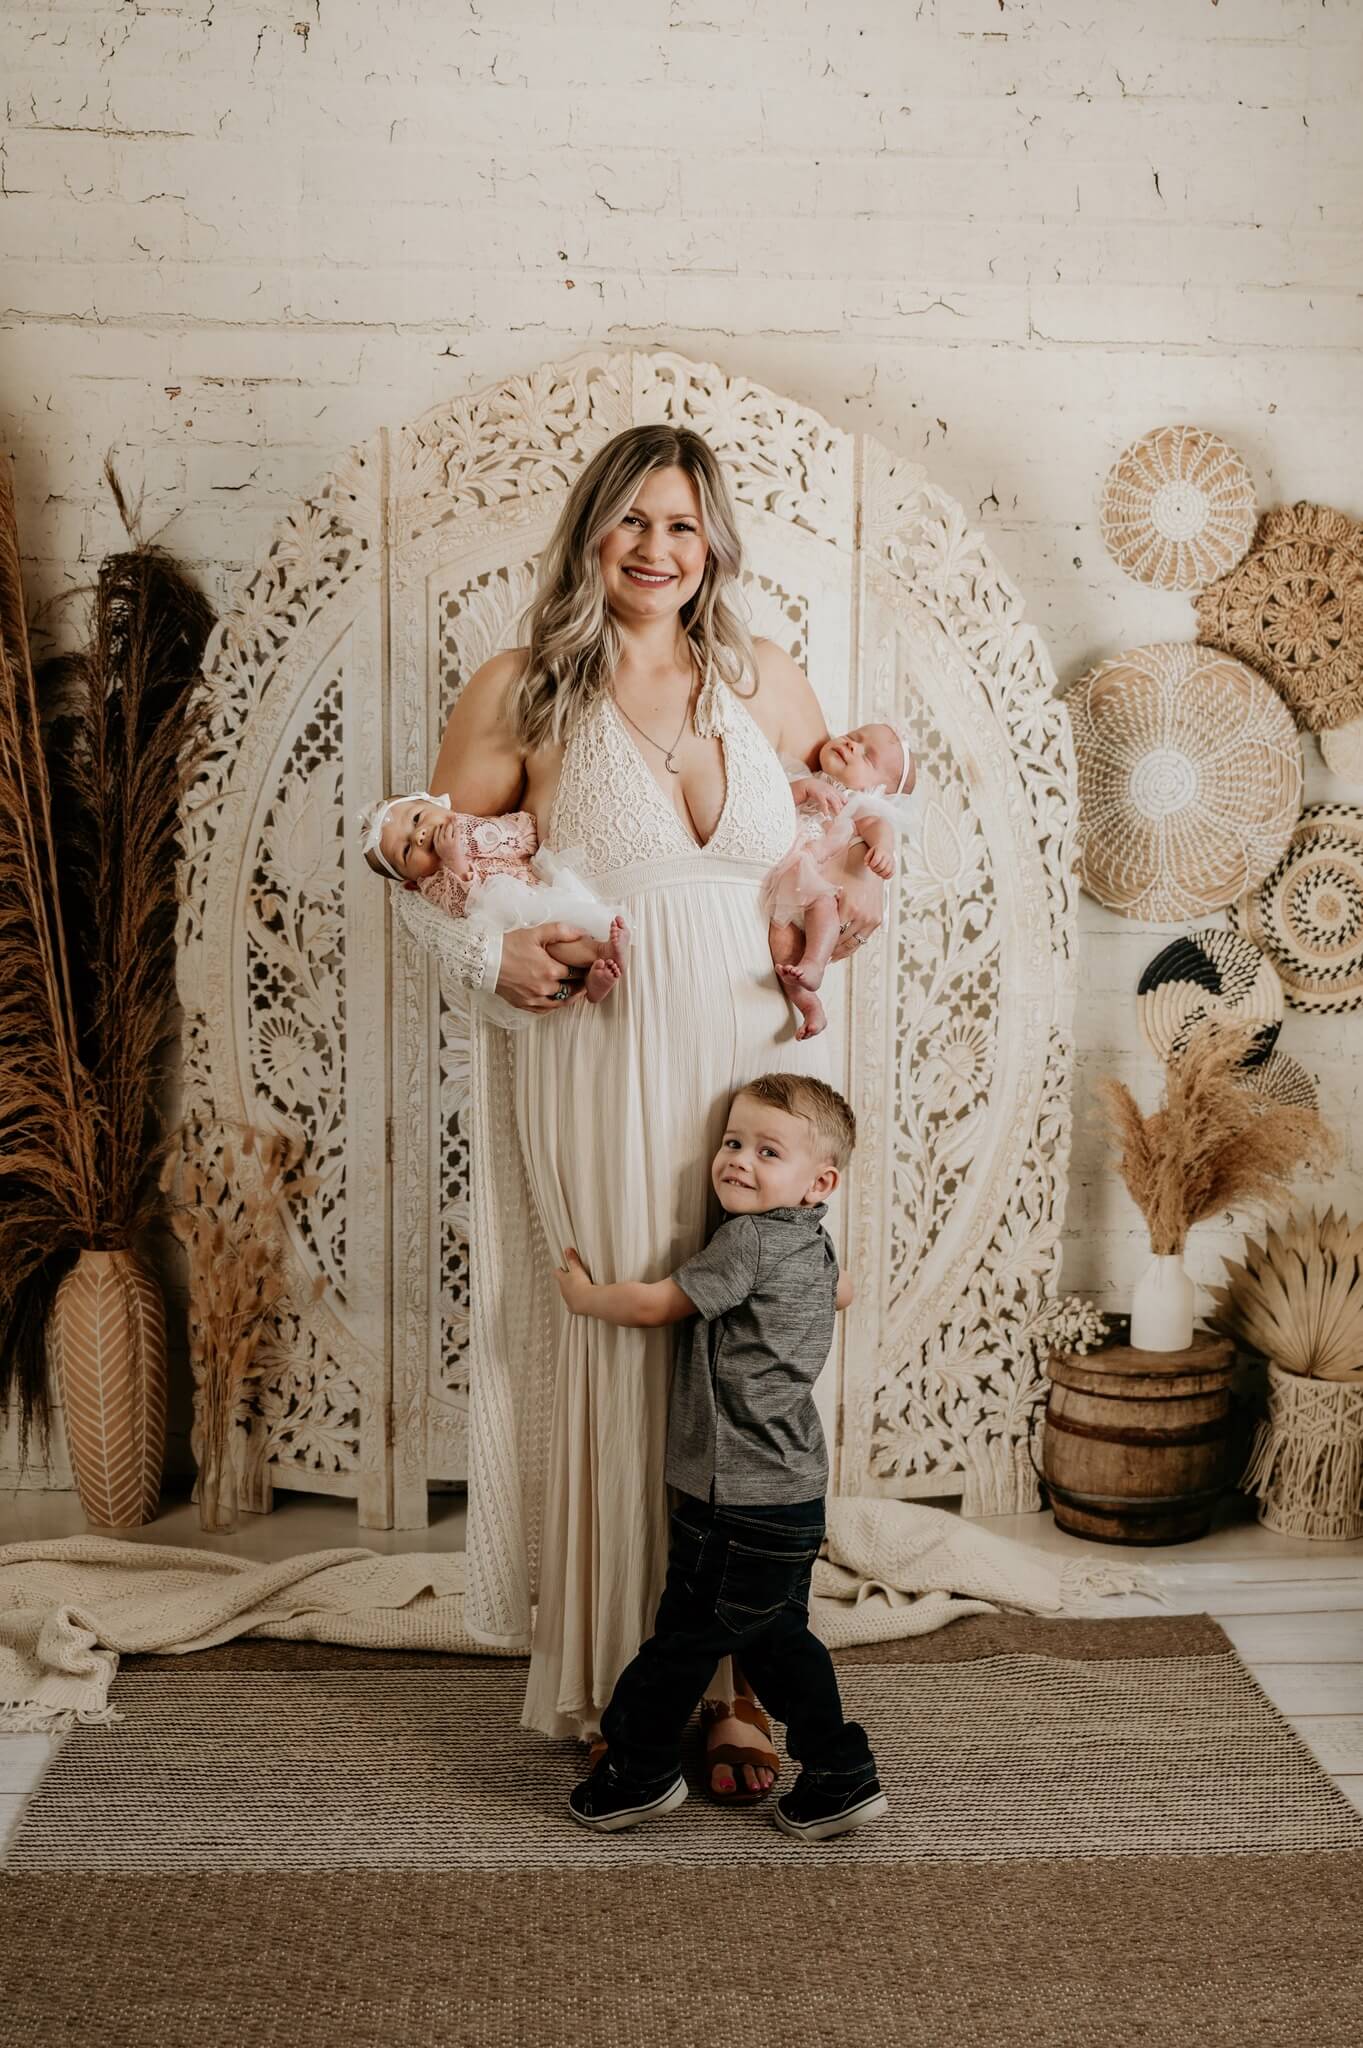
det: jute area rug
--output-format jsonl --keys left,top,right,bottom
{"left": 4, "top": 1615, "right": 1362, "bottom": 2047}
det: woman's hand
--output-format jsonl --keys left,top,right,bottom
{"left": 788, "top": 774, "right": 845, "bottom": 818}
{"left": 555, "top": 1247, "right": 596, "bottom": 1316}
{"left": 495, "top": 924, "right": 589, "bottom": 1011}
{"left": 830, "top": 850, "right": 886, "bottom": 961}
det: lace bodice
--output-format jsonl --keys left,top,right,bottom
{"left": 548, "top": 671, "right": 798, "bottom": 876}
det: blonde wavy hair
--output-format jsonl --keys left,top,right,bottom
{"left": 506, "top": 424, "right": 758, "bottom": 752}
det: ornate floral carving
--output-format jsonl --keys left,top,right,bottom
{"left": 853, "top": 439, "right": 1077, "bottom": 1513}
{"left": 174, "top": 349, "right": 1075, "bottom": 1540}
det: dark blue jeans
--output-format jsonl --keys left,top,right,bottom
{"left": 599, "top": 1494, "right": 877, "bottom": 1796}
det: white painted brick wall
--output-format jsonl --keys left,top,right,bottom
{"left": 3, "top": 0, "right": 1362, "bottom": 1487}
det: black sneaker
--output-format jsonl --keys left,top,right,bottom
{"left": 568, "top": 1765, "right": 688, "bottom": 1833}
{"left": 773, "top": 1774, "right": 887, "bottom": 1842}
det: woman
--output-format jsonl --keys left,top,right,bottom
{"left": 400, "top": 425, "right": 885, "bottom": 1794}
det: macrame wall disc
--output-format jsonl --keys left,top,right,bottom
{"left": 1195, "top": 501, "right": 1363, "bottom": 732}
{"left": 1236, "top": 1049, "right": 1319, "bottom": 1110}
{"left": 1321, "top": 717, "right": 1363, "bottom": 784}
{"left": 1136, "top": 927, "right": 1282, "bottom": 1065}
{"left": 1071, "top": 641, "right": 1303, "bottom": 922}
{"left": 1229, "top": 802, "right": 1363, "bottom": 1012}
{"left": 1100, "top": 425, "right": 1256, "bottom": 592}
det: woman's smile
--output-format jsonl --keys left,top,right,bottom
{"left": 621, "top": 566, "right": 676, "bottom": 586}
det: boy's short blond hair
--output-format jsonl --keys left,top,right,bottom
{"left": 736, "top": 1073, "right": 857, "bottom": 1170}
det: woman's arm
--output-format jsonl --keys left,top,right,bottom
{"left": 429, "top": 649, "right": 530, "bottom": 813}
{"left": 401, "top": 650, "right": 590, "bottom": 1008}
{"left": 750, "top": 638, "right": 830, "bottom": 769}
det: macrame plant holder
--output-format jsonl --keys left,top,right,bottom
{"left": 1241, "top": 1362, "right": 1363, "bottom": 1542}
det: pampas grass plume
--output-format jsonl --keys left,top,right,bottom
{"left": 1095, "top": 1020, "right": 1335, "bottom": 1256}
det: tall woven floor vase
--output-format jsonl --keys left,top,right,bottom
{"left": 1242, "top": 1362, "right": 1363, "bottom": 1542}
{"left": 50, "top": 1250, "right": 167, "bottom": 1528}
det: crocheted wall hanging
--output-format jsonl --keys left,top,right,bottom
{"left": 1321, "top": 717, "right": 1363, "bottom": 784}
{"left": 1229, "top": 802, "right": 1363, "bottom": 1012}
{"left": 1195, "top": 501, "right": 1363, "bottom": 732}
{"left": 1100, "top": 425, "right": 1257, "bottom": 592}
{"left": 1236, "top": 1049, "right": 1319, "bottom": 1111}
{"left": 1071, "top": 641, "right": 1303, "bottom": 922}
{"left": 1136, "top": 927, "right": 1282, "bottom": 1065}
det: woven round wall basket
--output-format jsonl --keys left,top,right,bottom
{"left": 1136, "top": 927, "right": 1282, "bottom": 1064}
{"left": 1241, "top": 1362, "right": 1363, "bottom": 1541}
{"left": 1071, "top": 641, "right": 1303, "bottom": 922}
{"left": 1100, "top": 425, "right": 1257, "bottom": 591}
{"left": 1236, "top": 1050, "right": 1319, "bottom": 1110}
{"left": 1195, "top": 501, "right": 1363, "bottom": 732}
{"left": 1229, "top": 802, "right": 1363, "bottom": 1013}
{"left": 1321, "top": 718, "right": 1363, "bottom": 784}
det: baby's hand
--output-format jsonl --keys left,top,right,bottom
{"left": 556, "top": 1247, "right": 595, "bottom": 1316}
{"left": 865, "top": 843, "right": 896, "bottom": 880}
{"left": 790, "top": 775, "right": 846, "bottom": 817}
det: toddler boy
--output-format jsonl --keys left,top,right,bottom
{"left": 554, "top": 1071, "right": 885, "bottom": 1842}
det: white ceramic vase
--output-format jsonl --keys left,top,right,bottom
{"left": 1130, "top": 1253, "right": 1195, "bottom": 1352}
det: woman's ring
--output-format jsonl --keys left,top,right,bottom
{"left": 552, "top": 984, "right": 571, "bottom": 1002}
{"left": 839, "top": 920, "right": 851, "bottom": 935}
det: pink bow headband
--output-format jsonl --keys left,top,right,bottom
{"left": 357, "top": 790, "right": 451, "bottom": 882}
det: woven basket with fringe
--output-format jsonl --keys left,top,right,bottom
{"left": 1195, "top": 501, "right": 1363, "bottom": 732}
{"left": 1242, "top": 1361, "right": 1363, "bottom": 1541}
{"left": 1100, "top": 425, "right": 1256, "bottom": 591}
{"left": 1071, "top": 641, "right": 1303, "bottom": 921}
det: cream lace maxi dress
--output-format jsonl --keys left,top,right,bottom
{"left": 397, "top": 668, "right": 831, "bottom": 1741}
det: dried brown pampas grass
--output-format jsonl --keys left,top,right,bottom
{"left": 0, "top": 464, "right": 99, "bottom": 1464}
{"left": 161, "top": 1121, "right": 323, "bottom": 1527}
{"left": 1, "top": 459, "right": 214, "bottom": 1465}
{"left": 1209, "top": 1210, "right": 1363, "bottom": 1381}
{"left": 1094, "top": 1019, "right": 1335, "bottom": 1257}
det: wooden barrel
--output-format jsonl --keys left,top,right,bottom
{"left": 1041, "top": 1336, "right": 1237, "bottom": 1546}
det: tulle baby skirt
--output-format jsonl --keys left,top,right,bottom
{"left": 468, "top": 847, "right": 625, "bottom": 1030}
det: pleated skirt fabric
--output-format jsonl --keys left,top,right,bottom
{"left": 513, "top": 855, "right": 832, "bottom": 1739}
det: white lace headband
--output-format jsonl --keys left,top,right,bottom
{"left": 357, "top": 790, "right": 451, "bottom": 882}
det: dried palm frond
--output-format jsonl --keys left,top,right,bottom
{"left": 160, "top": 1122, "right": 323, "bottom": 1521}
{"left": 0, "top": 468, "right": 98, "bottom": 1463}
{"left": 1208, "top": 1209, "right": 1363, "bottom": 1381}
{"left": 1094, "top": 1020, "right": 1335, "bottom": 1256}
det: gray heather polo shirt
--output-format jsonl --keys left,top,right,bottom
{"left": 668, "top": 1202, "right": 838, "bottom": 1508}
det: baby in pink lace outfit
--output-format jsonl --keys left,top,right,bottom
{"left": 764, "top": 722, "right": 918, "bottom": 1041}
{"left": 359, "top": 792, "right": 628, "bottom": 1007}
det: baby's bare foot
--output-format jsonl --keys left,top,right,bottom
{"left": 584, "top": 956, "right": 622, "bottom": 1004}
{"left": 608, "top": 916, "right": 629, "bottom": 969}
{"left": 776, "top": 957, "right": 825, "bottom": 994}
{"left": 777, "top": 964, "right": 827, "bottom": 1040}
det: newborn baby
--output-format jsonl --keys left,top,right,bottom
{"left": 359, "top": 791, "right": 629, "bottom": 1010}
{"left": 764, "top": 722, "right": 917, "bottom": 1040}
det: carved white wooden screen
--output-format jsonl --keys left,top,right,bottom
{"left": 179, "top": 348, "right": 1075, "bottom": 1530}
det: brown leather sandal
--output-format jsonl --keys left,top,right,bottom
{"left": 699, "top": 1695, "right": 781, "bottom": 1805}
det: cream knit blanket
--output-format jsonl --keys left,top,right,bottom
{"left": 0, "top": 1499, "right": 1155, "bottom": 1733}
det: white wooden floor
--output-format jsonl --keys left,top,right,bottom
{"left": 3, "top": 1485, "right": 1361, "bottom": 1860}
